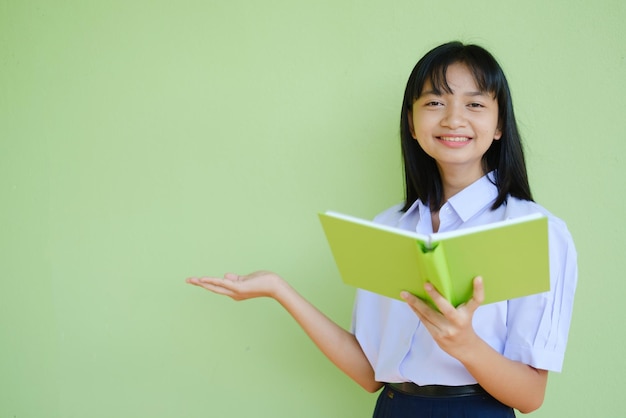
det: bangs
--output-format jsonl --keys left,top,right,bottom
{"left": 426, "top": 61, "right": 497, "bottom": 96}
{"left": 408, "top": 44, "right": 506, "bottom": 103}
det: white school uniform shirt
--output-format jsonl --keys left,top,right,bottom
{"left": 351, "top": 173, "right": 578, "bottom": 386}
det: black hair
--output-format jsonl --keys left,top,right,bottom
{"left": 400, "top": 41, "right": 533, "bottom": 212}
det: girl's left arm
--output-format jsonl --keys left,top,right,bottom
{"left": 401, "top": 277, "right": 547, "bottom": 414}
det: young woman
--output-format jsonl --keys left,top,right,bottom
{"left": 187, "top": 41, "right": 577, "bottom": 417}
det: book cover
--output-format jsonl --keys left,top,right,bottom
{"left": 319, "top": 211, "right": 550, "bottom": 307}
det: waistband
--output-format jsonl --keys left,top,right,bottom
{"left": 387, "top": 382, "right": 487, "bottom": 398}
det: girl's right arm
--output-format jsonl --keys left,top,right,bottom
{"left": 186, "top": 271, "right": 383, "bottom": 393}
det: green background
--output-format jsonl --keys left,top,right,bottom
{"left": 1, "top": 0, "right": 624, "bottom": 417}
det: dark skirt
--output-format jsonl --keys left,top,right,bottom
{"left": 373, "top": 384, "right": 516, "bottom": 418}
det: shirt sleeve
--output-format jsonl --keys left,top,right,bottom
{"left": 503, "top": 216, "right": 578, "bottom": 372}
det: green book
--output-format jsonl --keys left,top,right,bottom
{"left": 319, "top": 211, "right": 550, "bottom": 307}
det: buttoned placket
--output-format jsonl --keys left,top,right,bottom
{"left": 437, "top": 202, "right": 461, "bottom": 233}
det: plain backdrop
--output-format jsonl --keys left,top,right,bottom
{"left": 1, "top": 1, "right": 624, "bottom": 417}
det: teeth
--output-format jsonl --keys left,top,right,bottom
{"left": 440, "top": 136, "right": 470, "bottom": 142}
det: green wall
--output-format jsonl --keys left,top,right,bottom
{"left": 1, "top": 1, "right": 624, "bottom": 416}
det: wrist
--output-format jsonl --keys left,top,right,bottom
{"left": 453, "top": 334, "right": 491, "bottom": 368}
{"left": 269, "top": 274, "right": 292, "bottom": 301}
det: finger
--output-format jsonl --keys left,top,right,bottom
{"left": 400, "top": 291, "right": 430, "bottom": 310}
{"left": 195, "top": 277, "right": 240, "bottom": 297}
{"left": 464, "top": 276, "right": 485, "bottom": 312}
{"left": 224, "top": 272, "right": 241, "bottom": 281}
{"left": 401, "top": 291, "right": 424, "bottom": 317}
{"left": 186, "top": 277, "right": 203, "bottom": 286}
{"left": 187, "top": 276, "right": 223, "bottom": 285}
{"left": 400, "top": 291, "right": 423, "bottom": 312}
{"left": 197, "top": 276, "right": 234, "bottom": 288}
{"left": 401, "top": 291, "right": 442, "bottom": 328}
{"left": 424, "top": 282, "right": 455, "bottom": 317}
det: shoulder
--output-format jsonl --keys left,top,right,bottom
{"left": 372, "top": 203, "right": 406, "bottom": 225}
{"left": 505, "top": 197, "right": 576, "bottom": 253}
{"left": 504, "top": 197, "right": 567, "bottom": 226}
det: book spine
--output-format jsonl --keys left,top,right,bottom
{"left": 417, "top": 243, "right": 453, "bottom": 306}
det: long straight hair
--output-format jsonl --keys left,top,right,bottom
{"left": 400, "top": 42, "right": 533, "bottom": 212}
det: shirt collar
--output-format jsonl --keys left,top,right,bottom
{"left": 447, "top": 171, "right": 499, "bottom": 222}
{"left": 398, "top": 171, "right": 499, "bottom": 225}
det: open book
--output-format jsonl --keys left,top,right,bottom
{"left": 319, "top": 211, "right": 550, "bottom": 307}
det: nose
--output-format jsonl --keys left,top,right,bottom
{"left": 441, "top": 104, "right": 466, "bottom": 129}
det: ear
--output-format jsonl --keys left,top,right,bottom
{"left": 407, "top": 110, "right": 417, "bottom": 139}
{"left": 494, "top": 127, "right": 502, "bottom": 140}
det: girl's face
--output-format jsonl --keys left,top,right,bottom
{"left": 409, "top": 62, "right": 502, "bottom": 181}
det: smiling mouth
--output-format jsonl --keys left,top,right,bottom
{"left": 439, "top": 136, "right": 471, "bottom": 142}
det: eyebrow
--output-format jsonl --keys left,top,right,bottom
{"left": 421, "top": 89, "right": 489, "bottom": 97}
{"left": 464, "top": 91, "right": 490, "bottom": 97}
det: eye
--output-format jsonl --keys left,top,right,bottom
{"left": 425, "top": 100, "right": 444, "bottom": 107}
{"left": 468, "top": 102, "right": 485, "bottom": 108}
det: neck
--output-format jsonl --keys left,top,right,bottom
{"left": 437, "top": 164, "right": 486, "bottom": 203}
